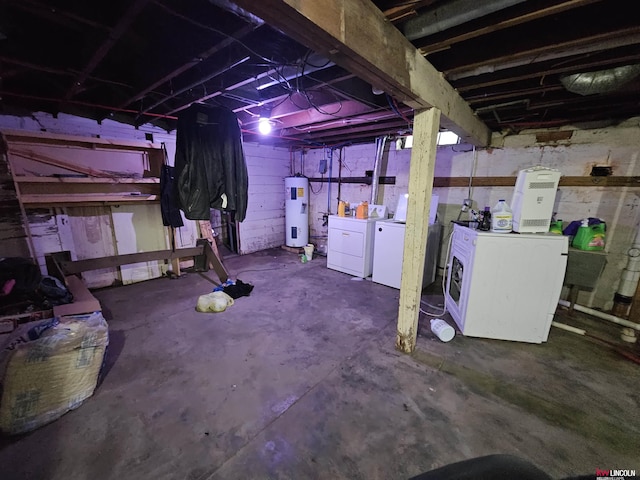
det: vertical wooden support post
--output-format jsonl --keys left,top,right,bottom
{"left": 5, "top": 150, "right": 37, "bottom": 259}
{"left": 198, "top": 219, "right": 222, "bottom": 260}
{"left": 395, "top": 107, "right": 441, "bottom": 353}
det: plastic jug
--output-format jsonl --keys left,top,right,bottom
{"left": 491, "top": 199, "right": 513, "bottom": 233}
{"left": 356, "top": 202, "right": 368, "bottom": 219}
{"left": 572, "top": 219, "right": 606, "bottom": 250}
{"left": 338, "top": 201, "right": 346, "bottom": 217}
{"left": 430, "top": 319, "right": 455, "bottom": 342}
{"left": 549, "top": 220, "right": 563, "bottom": 234}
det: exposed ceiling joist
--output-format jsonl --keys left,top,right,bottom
{"left": 454, "top": 50, "right": 640, "bottom": 93}
{"left": 446, "top": 27, "right": 640, "bottom": 80}
{"left": 382, "top": 0, "right": 437, "bottom": 23}
{"left": 63, "top": 0, "right": 152, "bottom": 102}
{"left": 117, "top": 24, "right": 257, "bottom": 109}
{"left": 232, "top": 0, "right": 491, "bottom": 146}
{"left": 416, "top": 0, "right": 600, "bottom": 55}
{"left": 5, "top": 0, "right": 110, "bottom": 32}
{"left": 2, "top": 0, "right": 639, "bottom": 144}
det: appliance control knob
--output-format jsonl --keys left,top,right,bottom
{"left": 378, "top": 227, "right": 383, "bottom": 232}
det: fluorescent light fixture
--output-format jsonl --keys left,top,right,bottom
{"left": 258, "top": 117, "right": 272, "bottom": 135}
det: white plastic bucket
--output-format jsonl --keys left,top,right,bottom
{"left": 304, "top": 244, "right": 314, "bottom": 261}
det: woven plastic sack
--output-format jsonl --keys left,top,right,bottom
{"left": 0, "top": 311, "right": 109, "bottom": 435}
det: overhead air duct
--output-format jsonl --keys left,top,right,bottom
{"left": 560, "top": 64, "right": 640, "bottom": 96}
{"left": 402, "top": 0, "right": 527, "bottom": 41}
{"left": 209, "top": 0, "right": 264, "bottom": 26}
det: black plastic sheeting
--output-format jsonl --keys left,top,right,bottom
{"left": 174, "top": 105, "right": 248, "bottom": 222}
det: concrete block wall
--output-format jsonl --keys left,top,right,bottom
{"left": 299, "top": 119, "right": 640, "bottom": 310}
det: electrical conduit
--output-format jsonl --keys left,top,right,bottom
{"left": 370, "top": 136, "right": 387, "bottom": 205}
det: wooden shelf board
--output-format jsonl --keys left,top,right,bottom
{"left": 21, "top": 194, "right": 159, "bottom": 206}
{"left": 14, "top": 176, "right": 160, "bottom": 184}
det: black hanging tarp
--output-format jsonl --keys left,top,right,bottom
{"left": 160, "top": 143, "right": 184, "bottom": 229}
{"left": 174, "top": 104, "right": 248, "bottom": 222}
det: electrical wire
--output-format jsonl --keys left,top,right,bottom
{"left": 309, "top": 174, "right": 323, "bottom": 194}
{"left": 419, "top": 228, "right": 454, "bottom": 318}
{"left": 468, "top": 145, "right": 477, "bottom": 201}
{"left": 153, "top": 1, "right": 293, "bottom": 67}
{"left": 386, "top": 93, "right": 412, "bottom": 126}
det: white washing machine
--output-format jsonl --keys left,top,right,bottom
{"left": 372, "top": 220, "right": 442, "bottom": 289}
{"left": 444, "top": 223, "right": 568, "bottom": 343}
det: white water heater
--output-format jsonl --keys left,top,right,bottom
{"left": 285, "top": 176, "right": 309, "bottom": 247}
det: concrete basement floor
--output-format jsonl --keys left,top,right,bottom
{"left": 1, "top": 247, "right": 639, "bottom": 480}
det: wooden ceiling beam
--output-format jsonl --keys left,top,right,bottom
{"left": 5, "top": 0, "right": 110, "bottom": 32}
{"left": 232, "top": 0, "right": 491, "bottom": 147}
{"left": 455, "top": 51, "right": 640, "bottom": 93}
{"left": 0, "top": 56, "right": 133, "bottom": 89}
{"left": 282, "top": 117, "right": 410, "bottom": 142}
{"left": 383, "top": 0, "right": 437, "bottom": 23}
{"left": 446, "top": 27, "right": 640, "bottom": 80}
{"left": 467, "top": 85, "right": 566, "bottom": 105}
{"left": 63, "top": 0, "right": 151, "bottom": 102}
{"left": 118, "top": 24, "right": 257, "bottom": 109}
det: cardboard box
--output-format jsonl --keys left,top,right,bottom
{"left": 0, "top": 276, "right": 100, "bottom": 335}
{"left": 53, "top": 275, "right": 101, "bottom": 317}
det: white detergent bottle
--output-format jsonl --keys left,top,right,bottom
{"left": 491, "top": 199, "right": 513, "bottom": 233}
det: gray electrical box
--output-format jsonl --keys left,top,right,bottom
{"left": 319, "top": 159, "right": 327, "bottom": 174}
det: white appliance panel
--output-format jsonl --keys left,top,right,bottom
{"left": 372, "top": 221, "right": 405, "bottom": 289}
{"left": 327, "top": 216, "right": 377, "bottom": 278}
{"left": 445, "top": 224, "right": 567, "bottom": 343}
{"left": 372, "top": 221, "right": 442, "bottom": 289}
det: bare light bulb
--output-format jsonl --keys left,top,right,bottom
{"left": 258, "top": 117, "right": 272, "bottom": 135}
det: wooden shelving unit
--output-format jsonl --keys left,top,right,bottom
{"left": 14, "top": 176, "right": 161, "bottom": 206}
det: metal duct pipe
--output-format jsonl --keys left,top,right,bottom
{"left": 560, "top": 64, "right": 640, "bottom": 96}
{"left": 403, "top": 0, "right": 526, "bottom": 41}
{"left": 209, "top": 0, "right": 264, "bottom": 26}
{"left": 370, "top": 136, "right": 387, "bottom": 205}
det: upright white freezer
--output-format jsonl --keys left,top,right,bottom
{"left": 444, "top": 223, "right": 568, "bottom": 343}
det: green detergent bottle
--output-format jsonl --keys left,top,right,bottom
{"left": 572, "top": 219, "right": 606, "bottom": 250}
{"left": 549, "top": 220, "right": 563, "bottom": 235}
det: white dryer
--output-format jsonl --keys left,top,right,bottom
{"left": 372, "top": 220, "right": 442, "bottom": 289}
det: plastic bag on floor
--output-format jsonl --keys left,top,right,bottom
{"left": 0, "top": 311, "right": 109, "bottom": 435}
{"left": 196, "top": 291, "right": 234, "bottom": 313}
